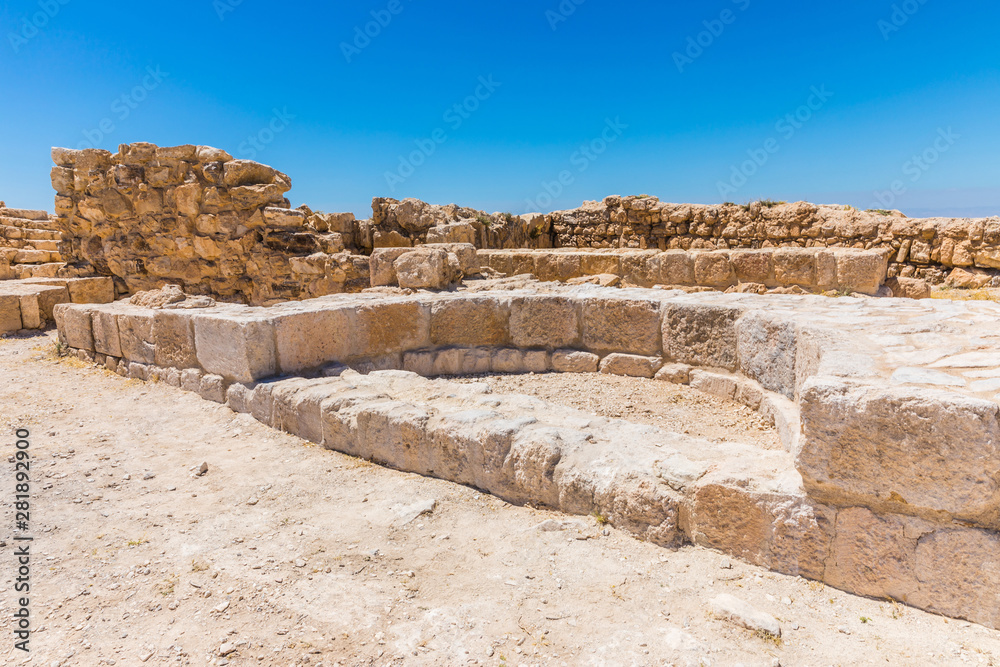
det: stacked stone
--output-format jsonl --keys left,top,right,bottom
{"left": 50, "top": 143, "right": 368, "bottom": 305}
{"left": 0, "top": 204, "right": 66, "bottom": 280}
{"left": 539, "top": 196, "right": 1000, "bottom": 285}
{"left": 368, "top": 197, "right": 552, "bottom": 251}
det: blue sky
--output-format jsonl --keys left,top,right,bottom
{"left": 1, "top": 0, "right": 998, "bottom": 218}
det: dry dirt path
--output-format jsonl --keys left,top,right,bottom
{"left": 2, "top": 331, "right": 1000, "bottom": 667}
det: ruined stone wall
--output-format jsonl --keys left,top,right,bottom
{"left": 51, "top": 143, "right": 368, "bottom": 305}
{"left": 367, "top": 196, "right": 1000, "bottom": 285}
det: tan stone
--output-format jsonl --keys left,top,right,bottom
{"left": 599, "top": 353, "right": 662, "bottom": 378}
{"left": 551, "top": 350, "right": 600, "bottom": 373}
{"left": 0, "top": 294, "right": 22, "bottom": 333}
{"left": 431, "top": 297, "right": 509, "bottom": 347}
{"left": 152, "top": 310, "right": 199, "bottom": 369}
{"left": 67, "top": 277, "right": 114, "bottom": 304}
{"left": 693, "top": 252, "right": 734, "bottom": 287}
{"left": 54, "top": 304, "right": 93, "bottom": 350}
{"left": 582, "top": 297, "right": 662, "bottom": 356}
{"left": 509, "top": 296, "right": 580, "bottom": 349}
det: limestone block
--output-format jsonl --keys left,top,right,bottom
{"left": 693, "top": 252, "right": 735, "bottom": 287}
{"left": 91, "top": 309, "right": 123, "bottom": 357}
{"left": 886, "top": 277, "right": 932, "bottom": 299}
{"left": 127, "top": 362, "right": 149, "bottom": 380}
{"left": 689, "top": 369, "right": 737, "bottom": 399}
{"left": 815, "top": 250, "right": 838, "bottom": 289}
{"left": 654, "top": 363, "right": 691, "bottom": 384}
{"left": 395, "top": 248, "right": 453, "bottom": 289}
{"left": 709, "top": 593, "right": 782, "bottom": 637}
{"left": 67, "top": 277, "right": 115, "bottom": 304}
{"left": 433, "top": 347, "right": 492, "bottom": 376}
{"left": 180, "top": 368, "right": 204, "bottom": 393}
{"left": 54, "top": 304, "right": 93, "bottom": 350}
{"left": 824, "top": 507, "right": 921, "bottom": 602}
{"left": 658, "top": 251, "right": 695, "bottom": 285}
{"left": 223, "top": 159, "right": 280, "bottom": 187}
{"left": 551, "top": 350, "right": 600, "bottom": 373}
{"left": 621, "top": 252, "right": 660, "bottom": 287}
{"left": 194, "top": 312, "right": 277, "bottom": 382}
{"left": 402, "top": 350, "right": 437, "bottom": 377}
{"left": 730, "top": 250, "right": 774, "bottom": 284}
{"left": 117, "top": 308, "right": 156, "bottom": 364}
{"left": 153, "top": 310, "right": 199, "bottom": 369}
{"left": 533, "top": 252, "right": 581, "bottom": 282}
{"left": 509, "top": 296, "right": 580, "bottom": 349}
{"left": 426, "top": 222, "right": 476, "bottom": 245}
{"left": 773, "top": 249, "right": 816, "bottom": 286}
{"left": 355, "top": 301, "right": 431, "bottom": 358}
{"left": 492, "top": 348, "right": 549, "bottom": 374}
{"left": 798, "top": 378, "right": 1000, "bottom": 526}
{"left": 17, "top": 295, "right": 42, "bottom": 329}
{"left": 0, "top": 294, "right": 22, "bottom": 333}
{"left": 736, "top": 312, "right": 797, "bottom": 398}
{"left": 582, "top": 297, "right": 662, "bottom": 356}
{"left": 199, "top": 374, "right": 227, "bottom": 403}
{"left": 835, "top": 250, "right": 888, "bottom": 295}
{"left": 431, "top": 297, "right": 509, "bottom": 347}
{"left": 369, "top": 248, "right": 412, "bottom": 286}
{"left": 273, "top": 305, "right": 356, "bottom": 374}
{"left": 599, "top": 353, "right": 663, "bottom": 378}
{"left": 663, "top": 304, "right": 742, "bottom": 371}
{"left": 579, "top": 253, "right": 620, "bottom": 277}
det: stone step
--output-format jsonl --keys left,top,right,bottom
{"left": 1, "top": 226, "right": 62, "bottom": 241}
{"left": 13, "top": 262, "right": 65, "bottom": 279}
{"left": 0, "top": 207, "right": 50, "bottom": 221}
{"left": 0, "top": 215, "right": 60, "bottom": 231}
{"left": 29, "top": 240, "right": 60, "bottom": 252}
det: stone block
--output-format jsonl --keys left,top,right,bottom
{"left": 658, "top": 251, "right": 695, "bottom": 286}
{"left": 17, "top": 294, "right": 41, "bottom": 329}
{"left": 663, "top": 304, "right": 742, "bottom": 371}
{"left": 369, "top": 248, "right": 412, "bottom": 287}
{"left": 654, "top": 363, "right": 691, "bottom": 384}
{"left": 194, "top": 312, "right": 277, "bottom": 382}
{"left": 689, "top": 370, "right": 737, "bottom": 399}
{"left": 533, "top": 252, "right": 581, "bottom": 282}
{"left": 551, "top": 350, "right": 600, "bottom": 373}
{"left": 395, "top": 248, "right": 454, "bottom": 289}
{"left": 273, "top": 305, "right": 355, "bottom": 374}
{"left": 509, "top": 296, "right": 580, "bottom": 349}
{"left": 693, "top": 252, "right": 734, "bottom": 287}
{"left": 426, "top": 223, "right": 476, "bottom": 245}
{"left": 582, "top": 297, "right": 662, "bottom": 356}
{"left": 730, "top": 250, "right": 773, "bottom": 284}
{"left": 402, "top": 350, "right": 436, "bottom": 376}
{"left": 117, "top": 308, "right": 156, "bottom": 364}
{"left": 492, "top": 348, "right": 549, "bottom": 374}
{"left": 199, "top": 374, "right": 227, "bottom": 403}
{"left": 798, "top": 378, "right": 1000, "bottom": 526}
{"left": 91, "top": 308, "right": 123, "bottom": 357}
{"left": 432, "top": 347, "right": 492, "bottom": 376}
{"left": 773, "top": 249, "right": 816, "bottom": 286}
{"left": 54, "top": 304, "right": 93, "bottom": 350}
{"left": 355, "top": 301, "right": 431, "bottom": 357}
{"left": 153, "top": 310, "right": 199, "bottom": 369}
{"left": 0, "top": 294, "right": 22, "bottom": 333}
{"left": 835, "top": 250, "right": 888, "bottom": 295}
{"left": 180, "top": 368, "right": 204, "bottom": 393}
{"left": 66, "top": 277, "right": 114, "bottom": 304}
{"left": 431, "top": 297, "right": 509, "bottom": 347}
{"left": 736, "top": 312, "right": 797, "bottom": 398}
{"left": 579, "top": 253, "right": 620, "bottom": 277}
{"left": 599, "top": 353, "right": 663, "bottom": 378}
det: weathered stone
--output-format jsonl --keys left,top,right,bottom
{"left": 551, "top": 349, "right": 600, "bottom": 373}
{"left": 599, "top": 353, "right": 663, "bottom": 378}
{"left": 582, "top": 297, "right": 662, "bottom": 356}
{"left": 664, "top": 304, "right": 742, "bottom": 371}
{"left": 509, "top": 296, "right": 580, "bottom": 349}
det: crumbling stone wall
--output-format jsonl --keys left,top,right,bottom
{"left": 50, "top": 143, "right": 368, "bottom": 305}
{"left": 368, "top": 196, "right": 1000, "bottom": 285}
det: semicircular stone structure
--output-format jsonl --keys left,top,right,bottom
{"left": 53, "top": 285, "right": 1000, "bottom": 629}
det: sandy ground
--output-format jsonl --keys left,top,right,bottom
{"left": 1, "top": 331, "right": 1000, "bottom": 667}
{"left": 450, "top": 373, "right": 780, "bottom": 451}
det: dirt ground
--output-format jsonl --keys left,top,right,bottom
{"left": 2, "top": 331, "right": 1000, "bottom": 667}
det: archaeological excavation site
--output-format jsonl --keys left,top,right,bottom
{"left": 4, "top": 141, "right": 1000, "bottom": 665}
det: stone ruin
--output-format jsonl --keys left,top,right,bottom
{"left": 3, "top": 141, "right": 1000, "bottom": 630}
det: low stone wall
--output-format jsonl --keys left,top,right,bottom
{"left": 367, "top": 196, "right": 1000, "bottom": 286}
{"left": 50, "top": 143, "right": 368, "bottom": 305}
{"left": 0, "top": 276, "right": 113, "bottom": 334}
{"left": 52, "top": 285, "right": 1000, "bottom": 628}
{"left": 478, "top": 247, "right": 889, "bottom": 295}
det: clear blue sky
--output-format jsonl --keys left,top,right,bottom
{"left": 2, "top": 0, "right": 998, "bottom": 219}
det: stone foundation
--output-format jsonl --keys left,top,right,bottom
{"left": 53, "top": 284, "right": 1000, "bottom": 628}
